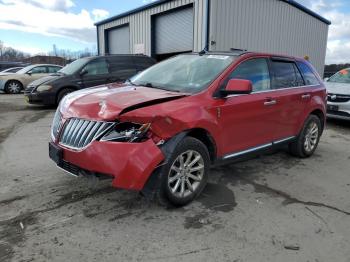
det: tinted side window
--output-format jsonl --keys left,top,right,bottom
{"left": 270, "top": 61, "right": 304, "bottom": 89}
{"left": 84, "top": 59, "right": 108, "bottom": 76}
{"left": 133, "top": 57, "right": 155, "bottom": 70}
{"left": 107, "top": 56, "right": 138, "bottom": 81}
{"left": 29, "top": 66, "right": 47, "bottom": 74}
{"left": 297, "top": 62, "right": 320, "bottom": 86}
{"left": 228, "top": 58, "right": 271, "bottom": 92}
{"left": 48, "top": 66, "right": 61, "bottom": 73}
{"left": 108, "top": 57, "right": 136, "bottom": 73}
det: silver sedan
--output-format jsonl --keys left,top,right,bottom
{"left": 325, "top": 68, "right": 350, "bottom": 120}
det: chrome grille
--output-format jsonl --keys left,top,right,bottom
{"left": 59, "top": 118, "right": 114, "bottom": 149}
{"left": 327, "top": 93, "right": 350, "bottom": 103}
{"left": 51, "top": 110, "right": 63, "bottom": 140}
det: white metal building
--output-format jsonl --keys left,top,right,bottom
{"left": 95, "top": 0, "right": 330, "bottom": 75}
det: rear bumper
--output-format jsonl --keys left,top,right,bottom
{"left": 52, "top": 139, "right": 165, "bottom": 191}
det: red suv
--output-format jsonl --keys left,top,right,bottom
{"left": 49, "top": 52, "right": 326, "bottom": 206}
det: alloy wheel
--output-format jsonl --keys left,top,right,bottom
{"left": 304, "top": 121, "right": 319, "bottom": 152}
{"left": 168, "top": 150, "right": 204, "bottom": 198}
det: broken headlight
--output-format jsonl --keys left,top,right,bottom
{"left": 100, "top": 122, "right": 151, "bottom": 143}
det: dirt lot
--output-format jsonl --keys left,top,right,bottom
{"left": 0, "top": 94, "right": 349, "bottom": 262}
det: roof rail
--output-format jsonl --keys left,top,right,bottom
{"left": 230, "top": 48, "right": 248, "bottom": 52}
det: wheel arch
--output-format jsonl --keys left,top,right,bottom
{"left": 309, "top": 109, "right": 325, "bottom": 133}
{"left": 56, "top": 86, "right": 78, "bottom": 104}
{"left": 186, "top": 128, "right": 217, "bottom": 163}
{"left": 5, "top": 79, "right": 24, "bottom": 88}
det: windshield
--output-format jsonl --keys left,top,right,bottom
{"left": 130, "top": 54, "right": 236, "bottom": 93}
{"left": 59, "top": 58, "right": 90, "bottom": 75}
{"left": 329, "top": 69, "right": 350, "bottom": 84}
{"left": 17, "top": 65, "right": 35, "bottom": 74}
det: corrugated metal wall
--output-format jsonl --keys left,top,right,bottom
{"left": 209, "top": 0, "right": 329, "bottom": 75}
{"left": 96, "top": 0, "right": 328, "bottom": 75}
{"left": 97, "top": 0, "right": 207, "bottom": 56}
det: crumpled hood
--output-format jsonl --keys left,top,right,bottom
{"left": 60, "top": 84, "right": 188, "bottom": 121}
{"left": 325, "top": 82, "right": 350, "bottom": 95}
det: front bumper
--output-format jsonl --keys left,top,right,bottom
{"left": 0, "top": 80, "right": 5, "bottom": 91}
{"left": 24, "top": 90, "right": 56, "bottom": 105}
{"left": 51, "top": 139, "right": 165, "bottom": 191}
{"left": 327, "top": 100, "right": 350, "bottom": 120}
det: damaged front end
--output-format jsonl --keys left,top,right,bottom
{"left": 51, "top": 85, "right": 198, "bottom": 193}
{"left": 100, "top": 122, "right": 152, "bottom": 143}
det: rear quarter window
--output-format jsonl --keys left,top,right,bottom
{"left": 297, "top": 62, "right": 320, "bottom": 86}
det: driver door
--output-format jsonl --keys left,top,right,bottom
{"left": 217, "top": 58, "right": 279, "bottom": 157}
{"left": 80, "top": 58, "right": 110, "bottom": 89}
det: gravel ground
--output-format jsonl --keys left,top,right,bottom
{"left": 0, "top": 94, "right": 349, "bottom": 262}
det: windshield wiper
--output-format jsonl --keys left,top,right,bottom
{"left": 126, "top": 78, "right": 137, "bottom": 86}
{"left": 143, "top": 82, "right": 181, "bottom": 92}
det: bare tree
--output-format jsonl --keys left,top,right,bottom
{"left": 0, "top": 40, "right": 4, "bottom": 60}
{"left": 52, "top": 44, "right": 58, "bottom": 56}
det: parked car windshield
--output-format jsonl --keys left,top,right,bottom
{"left": 328, "top": 69, "right": 350, "bottom": 84}
{"left": 59, "top": 58, "right": 90, "bottom": 75}
{"left": 130, "top": 54, "right": 236, "bottom": 93}
{"left": 17, "top": 65, "right": 36, "bottom": 74}
{"left": 1, "top": 67, "right": 23, "bottom": 73}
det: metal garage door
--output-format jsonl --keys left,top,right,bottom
{"left": 107, "top": 25, "right": 130, "bottom": 54}
{"left": 154, "top": 7, "right": 194, "bottom": 54}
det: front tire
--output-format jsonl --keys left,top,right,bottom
{"left": 5, "top": 80, "right": 23, "bottom": 94}
{"left": 289, "top": 115, "right": 322, "bottom": 158}
{"left": 56, "top": 88, "right": 74, "bottom": 105}
{"left": 160, "top": 137, "right": 210, "bottom": 206}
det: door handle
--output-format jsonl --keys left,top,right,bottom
{"left": 264, "top": 99, "right": 277, "bottom": 106}
{"left": 301, "top": 94, "right": 311, "bottom": 99}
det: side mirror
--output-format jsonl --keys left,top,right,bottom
{"left": 220, "top": 79, "right": 253, "bottom": 97}
{"left": 80, "top": 68, "right": 88, "bottom": 76}
{"left": 324, "top": 77, "right": 329, "bottom": 82}
{"left": 26, "top": 71, "right": 32, "bottom": 75}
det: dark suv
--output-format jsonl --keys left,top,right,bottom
{"left": 24, "top": 55, "right": 156, "bottom": 105}
{"left": 49, "top": 51, "right": 326, "bottom": 206}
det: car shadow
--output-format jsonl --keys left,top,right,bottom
{"left": 327, "top": 118, "right": 350, "bottom": 129}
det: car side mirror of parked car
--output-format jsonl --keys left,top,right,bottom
{"left": 80, "top": 69, "right": 88, "bottom": 76}
{"left": 26, "top": 71, "right": 32, "bottom": 76}
{"left": 324, "top": 77, "right": 329, "bottom": 82}
{"left": 220, "top": 79, "right": 253, "bottom": 97}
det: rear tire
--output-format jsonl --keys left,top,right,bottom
{"left": 56, "top": 88, "right": 74, "bottom": 105}
{"left": 4, "top": 80, "right": 23, "bottom": 94}
{"left": 289, "top": 115, "right": 322, "bottom": 158}
{"left": 159, "top": 137, "right": 210, "bottom": 206}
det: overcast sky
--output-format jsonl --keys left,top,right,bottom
{"left": 0, "top": 0, "right": 349, "bottom": 64}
